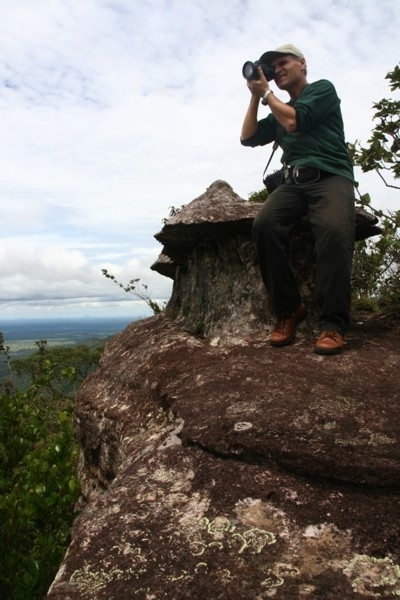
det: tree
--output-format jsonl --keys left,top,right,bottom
{"left": 350, "top": 64, "right": 400, "bottom": 189}
{"left": 12, "top": 342, "right": 103, "bottom": 401}
{"left": 347, "top": 64, "right": 400, "bottom": 316}
{"left": 101, "top": 269, "right": 165, "bottom": 314}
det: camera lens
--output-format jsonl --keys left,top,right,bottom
{"left": 242, "top": 61, "right": 257, "bottom": 80}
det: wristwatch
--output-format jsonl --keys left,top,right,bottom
{"left": 261, "top": 90, "right": 274, "bottom": 105}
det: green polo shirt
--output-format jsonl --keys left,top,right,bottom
{"left": 241, "top": 79, "right": 354, "bottom": 183}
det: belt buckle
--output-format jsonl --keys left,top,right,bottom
{"left": 284, "top": 166, "right": 292, "bottom": 183}
{"left": 293, "top": 166, "right": 320, "bottom": 185}
{"left": 293, "top": 167, "right": 301, "bottom": 184}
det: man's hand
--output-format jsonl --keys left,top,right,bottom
{"left": 246, "top": 66, "right": 269, "bottom": 99}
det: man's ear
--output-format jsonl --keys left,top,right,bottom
{"left": 300, "top": 57, "right": 307, "bottom": 75}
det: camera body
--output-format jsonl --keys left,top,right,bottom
{"left": 242, "top": 60, "right": 275, "bottom": 82}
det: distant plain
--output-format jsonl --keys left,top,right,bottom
{"left": 0, "top": 317, "right": 137, "bottom": 355}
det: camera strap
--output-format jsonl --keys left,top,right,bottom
{"left": 262, "top": 125, "right": 284, "bottom": 182}
{"left": 262, "top": 140, "right": 279, "bottom": 182}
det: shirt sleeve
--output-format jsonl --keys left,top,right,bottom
{"left": 240, "top": 113, "right": 278, "bottom": 147}
{"left": 295, "top": 79, "right": 341, "bottom": 132}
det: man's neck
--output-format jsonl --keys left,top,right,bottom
{"left": 288, "top": 79, "right": 308, "bottom": 101}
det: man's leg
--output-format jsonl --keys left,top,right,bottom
{"left": 307, "top": 176, "right": 355, "bottom": 351}
{"left": 252, "top": 185, "right": 307, "bottom": 317}
{"left": 252, "top": 186, "right": 308, "bottom": 346}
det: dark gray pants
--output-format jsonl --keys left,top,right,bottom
{"left": 252, "top": 175, "right": 355, "bottom": 333}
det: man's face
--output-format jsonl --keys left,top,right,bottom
{"left": 270, "top": 55, "right": 306, "bottom": 90}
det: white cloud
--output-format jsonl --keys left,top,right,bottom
{"left": 0, "top": 0, "right": 398, "bottom": 319}
{"left": 0, "top": 239, "right": 170, "bottom": 319}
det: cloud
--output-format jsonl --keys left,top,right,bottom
{"left": 0, "top": 0, "right": 398, "bottom": 318}
{"left": 0, "top": 239, "right": 170, "bottom": 318}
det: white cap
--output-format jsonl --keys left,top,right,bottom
{"left": 259, "top": 44, "right": 304, "bottom": 65}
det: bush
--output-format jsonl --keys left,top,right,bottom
{"left": 352, "top": 215, "right": 400, "bottom": 316}
{"left": 0, "top": 338, "right": 81, "bottom": 600}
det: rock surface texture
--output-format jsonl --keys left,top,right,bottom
{"left": 47, "top": 181, "right": 400, "bottom": 599}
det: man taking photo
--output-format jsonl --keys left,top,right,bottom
{"left": 241, "top": 44, "right": 355, "bottom": 355}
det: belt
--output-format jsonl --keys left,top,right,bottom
{"left": 283, "top": 165, "right": 333, "bottom": 185}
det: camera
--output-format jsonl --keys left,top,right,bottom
{"left": 242, "top": 60, "right": 275, "bottom": 81}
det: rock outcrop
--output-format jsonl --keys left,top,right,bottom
{"left": 47, "top": 181, "right": 400, "bottom": 600}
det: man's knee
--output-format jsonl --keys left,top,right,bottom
{"left": 252, "top": 204, "right": 276, "bottom": 238}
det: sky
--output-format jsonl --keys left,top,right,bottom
{"left": 0, "top": 0, "right": 399, "bottom": 321}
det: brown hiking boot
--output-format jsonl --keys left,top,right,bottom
{"left": 314, "top": 330, "right": 344, "bottom": 355}
{"left": 269, "top": 304, "right": 307, "bottom": 347}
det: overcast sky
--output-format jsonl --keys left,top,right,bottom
{"left": 0, "top": 0, "right": 398, "bottom": 321}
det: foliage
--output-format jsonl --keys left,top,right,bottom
{"left": 102, "top": 269, "right": 165, "bottom": 314}
{"left": 161, "top": 204, "right": 187, "bottom": 224}
{"left": 349, "top": 64, "right": 400, "bottom": 316}
{"left": 349, "top": 64, "right": 400, "bottom": 187}
{"left": 0, "top": 336, "right": 81, "bottom": 600}
{"left": 12, "top": 340, "right": 103, "bottom": 400}
{"left": 248, "top": 187, "right": 269, "bottom": 203}
{"left": 352, "top": 216, "right": 399, "bottom": 308}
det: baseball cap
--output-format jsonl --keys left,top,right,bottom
{"left": 259, "top": 44, "right": 304, "bottom": 65}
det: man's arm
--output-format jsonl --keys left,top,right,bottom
{"left": 264, "top": 91, "right": 297, "bottom": 133}
{"left": 243, "top": 67, "right": 297, "bottom": 134}
{"left": 240, "top": 94, "right": 261, "bottom": 140}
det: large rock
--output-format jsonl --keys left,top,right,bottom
{"left": 47, "top": 182, "right": 400, "bottom": 600}
{"left": 152, "top": 180, "right": 318, "bottom": 336}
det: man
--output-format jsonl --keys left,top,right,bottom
{"left": 241, "top": 44, "right": 355, "bottom": 355}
